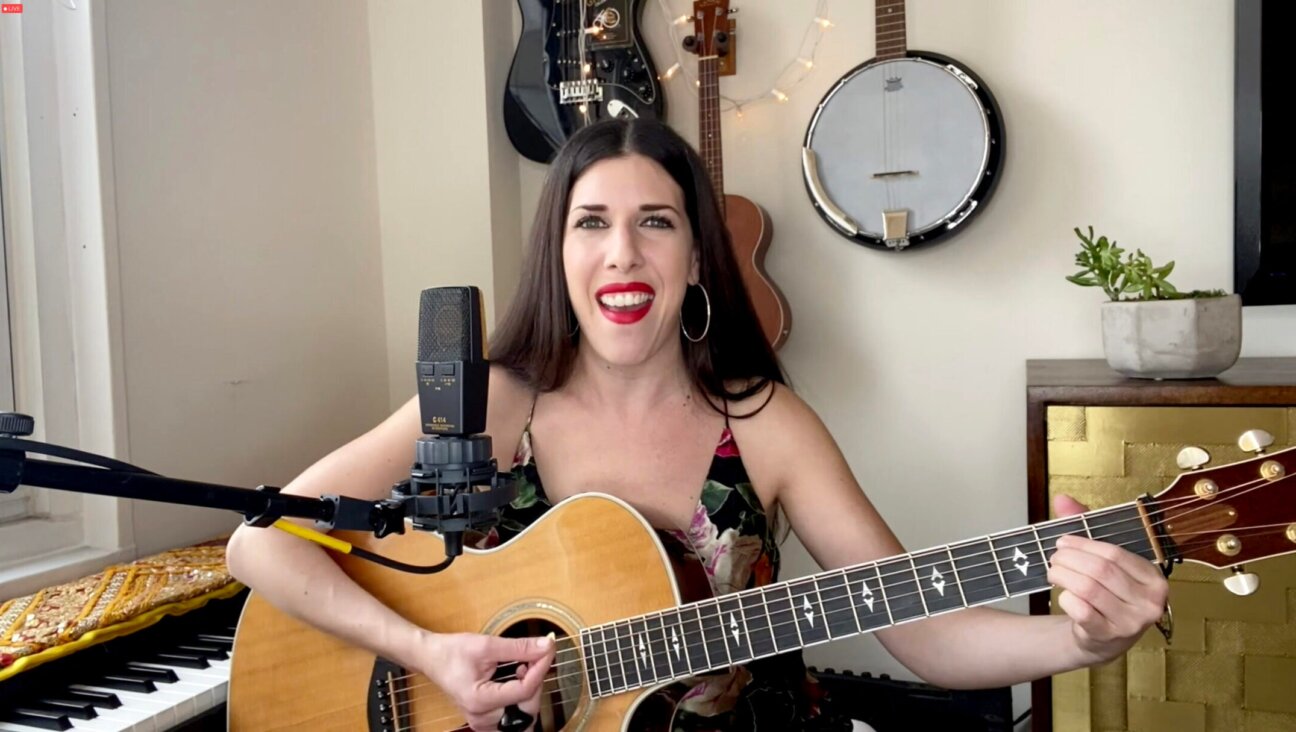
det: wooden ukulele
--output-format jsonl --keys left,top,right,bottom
{"left": 685, "top": 0, "right": 792, "bottom": 351}
{"left": 228, "top": 442, "right": 1296, "bottom": 730}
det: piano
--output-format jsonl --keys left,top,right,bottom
{"left": 0, "top": 589, "right": 245, "bottom": 732}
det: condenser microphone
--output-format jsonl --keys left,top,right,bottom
{"left": 397, "top": 286, "right": 514, "bottom": 561}
{"left": 416, "top": 286, "right": 488, "bottom": 436}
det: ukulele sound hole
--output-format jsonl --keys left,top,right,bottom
{"left": 497, "top": 618, "right": 585, "bottom": 729}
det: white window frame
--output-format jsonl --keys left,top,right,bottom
{"left": 0, "top": 0, "right": 133, "bottom": 600}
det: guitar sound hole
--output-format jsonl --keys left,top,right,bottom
{"left": 497, "top": 619, "right": 584, "bottom": 729}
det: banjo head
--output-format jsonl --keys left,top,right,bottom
{"left": 803, "top": 52, "right": 1005, "bottom": 251}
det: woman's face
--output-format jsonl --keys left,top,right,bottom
{"left": 563, "top": 154, "right": 698, "bottom": 369}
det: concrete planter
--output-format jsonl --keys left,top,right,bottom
{"left": 1100, "top": 294, "right": 1242, "bottom": 379}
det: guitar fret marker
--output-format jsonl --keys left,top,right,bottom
{"left": 671, "top": 628, "right": 681, "bottom": 660}
{"left": 729, "top": 613, "right": 741, "bottom": 644}
{"left": 1013, "top": 547, "right": 1030, "bottom": 575}
{"left": 637, "top": 634, "right": 647, "bottom": 668}
{"left": 802, "top": 596, "right": 815, "bottom": 627}
{"left": 861, "top": 581, "right": 876, "bottom": 611}
{"left": 929, "top": 567, "right": 946, "bottom": 596}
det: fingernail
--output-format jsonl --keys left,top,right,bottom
{"left": 538, "top": 634, "right": 552, "bottom": 649}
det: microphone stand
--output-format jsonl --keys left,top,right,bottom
{"left": 0, "top": 413, "right": 516, "bottom": 573}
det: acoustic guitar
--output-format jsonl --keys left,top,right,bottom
{"left": 505, "top": 0, "right": 665, "bottom": 164}
{"left": 228, "top": 442, "right": 1296, "bottom": 730}
{"left": 684, "top": 0, "right": 792, "bottom": 351}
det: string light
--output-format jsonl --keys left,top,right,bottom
{"left": 657, "top": 0, "right": 832, "bottom": 116}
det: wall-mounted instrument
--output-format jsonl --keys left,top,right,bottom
{"left": 505, "top": 0, "right": 665, "bottom": 163}
{"left": 686, "top": 0, "right": 792, "bottom": 349}
{"left": 802, "top": 0, "right": 1005, "bottom": 251}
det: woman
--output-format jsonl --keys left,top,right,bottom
{"left": 226, "top": 119, "right": 1168, "bottom": 731}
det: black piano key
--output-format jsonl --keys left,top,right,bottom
{"left": 196, "top": 633, "right": 235, "bottom": 648}
{"left": 95, "top": 674, "right": 157, "bottom": 693}
{"left": 150, "top": 652, "right": 210, "bottom": 669}
{"left": 177, "top": 644, "right": 228, "bottom": 660}
{"left": 37, "top": 697, "right": 101, "bottom": 717}
{"left": 1, "top": 708, "right": 72, "bottom": 730}
{"left": 123, "top": 662, "right": 180, "bottom": 682}
{"left": 28, "top": 701, "right": 97, "bottom": 720}
{"left": 64, "top": 686, "right": 122, "bottom": 708}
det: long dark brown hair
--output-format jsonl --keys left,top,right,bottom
{"left": 491, "top": 119, "right": 785, "bottom": 412}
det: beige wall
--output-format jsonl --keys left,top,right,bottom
{"left": 89, "top": 0, "right": 1296, "bottom": 707}
{"left": 368, "top": 1, "right": 523, "bottom": 409}
{"left": 104, "top": 0, "right": 390, "bottom": 554}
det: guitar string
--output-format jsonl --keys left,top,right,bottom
{"left": 380, "top": 448, "right": 1292, "bottom": 722}
{"left": 381, "top": 516, "right": 1293, "bottom": 732}
{"left": 391, "top": 468, "right": 1264, "bottom": 684}
{"left": 384, "top": 512, "right": 1291, "bottom": 710}
{"left": 384, "top": 492, "right": 1291, "bottom": 729}
{"left": 381, "top": 474, "right": 1280, "bottom": 690}
{"left": 377, "top": 471, "right": 1286, "bottom": 707}
{"left": 381, "top": 517, "right": 1295, "bottom": 731}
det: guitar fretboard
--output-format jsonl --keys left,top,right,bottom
{"left": 578, "top": 502, "right": 1157, "bottom": 698}
{"left": 876, "top": 0, "right": 908, "bottom": 60}
{"left": 697, "top": 55, "right": 725, "bottom": 215}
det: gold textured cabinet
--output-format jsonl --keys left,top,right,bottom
{"left": 1027, "top": 358, "right": 1296, "bottom": 732}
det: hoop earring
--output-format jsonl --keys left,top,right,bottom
{"left": 680, "top": 283, "right": 711, "bottom": 343}
{"left": 569, "top": 320, "right": 580, "bottom": 337}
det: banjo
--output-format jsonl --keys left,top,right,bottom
{"left": 802, "top": 0, "right": 1005, "bottom": 251}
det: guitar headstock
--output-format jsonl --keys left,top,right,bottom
{"left": 687, "top": 0, "right": 732, "bottom": 58}
{"left": 1148, "top": 443, "right": 1296, "bottom": 569}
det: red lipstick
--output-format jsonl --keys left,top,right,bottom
{"left": 595, "top": 282, "right": 655, "bottom": 325}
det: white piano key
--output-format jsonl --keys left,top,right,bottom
{"left": 73, "top": 686, "right": 173, "bottom": 732}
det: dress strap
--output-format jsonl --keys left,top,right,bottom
{"left": 525, "top": 391, "right": 539, "bottom": 431}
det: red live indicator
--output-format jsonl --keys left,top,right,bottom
{"left": 1, "top": 4, "right": 23, "bottom": 13}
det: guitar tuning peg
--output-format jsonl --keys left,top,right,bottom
{"left": 1176, "top": 446, "right": 1211, "bottom": 470}
{"left": 1224, "top": 565, "right": 1260, "bottom": 596}
{"left": 1238, "top": 429, "right": 1275, "bottom": 455}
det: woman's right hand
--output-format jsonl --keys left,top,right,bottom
{"left": 422, "top": 632, "right": 556, "bottom": 731}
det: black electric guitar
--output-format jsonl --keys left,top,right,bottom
{"left": 505, "top": 0, "right": 666, "bottom": 163}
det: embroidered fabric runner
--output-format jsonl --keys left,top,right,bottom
{"left": 0, "top": 541, "right": 242, "bottom": 680}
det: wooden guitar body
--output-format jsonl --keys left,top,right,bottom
{"left": 229, "top": 495, "right": 682, "bottom": 731}
{"left": 724, "top": 194, "right": 790, "bottom": 350}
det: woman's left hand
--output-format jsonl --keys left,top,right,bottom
{"left": 1047, "top": 494, "right": 1170, "bottom": 665}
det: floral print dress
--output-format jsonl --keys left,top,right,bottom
{"left": 472, "top": 407, "right": 852, "bottom": 731}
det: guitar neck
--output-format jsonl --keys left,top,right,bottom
{"left": 876, "top": 0, "right": 908, "bottom": 60}
{"left": 578, "top": 501, "right": 1161, "bottom": 698}
{"left": 698, "top": 55, "right": 725, "bottom": 210}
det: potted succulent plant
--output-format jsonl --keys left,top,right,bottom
{"left": 1066, "top": 226, "right": 1241, "bottom": 379}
